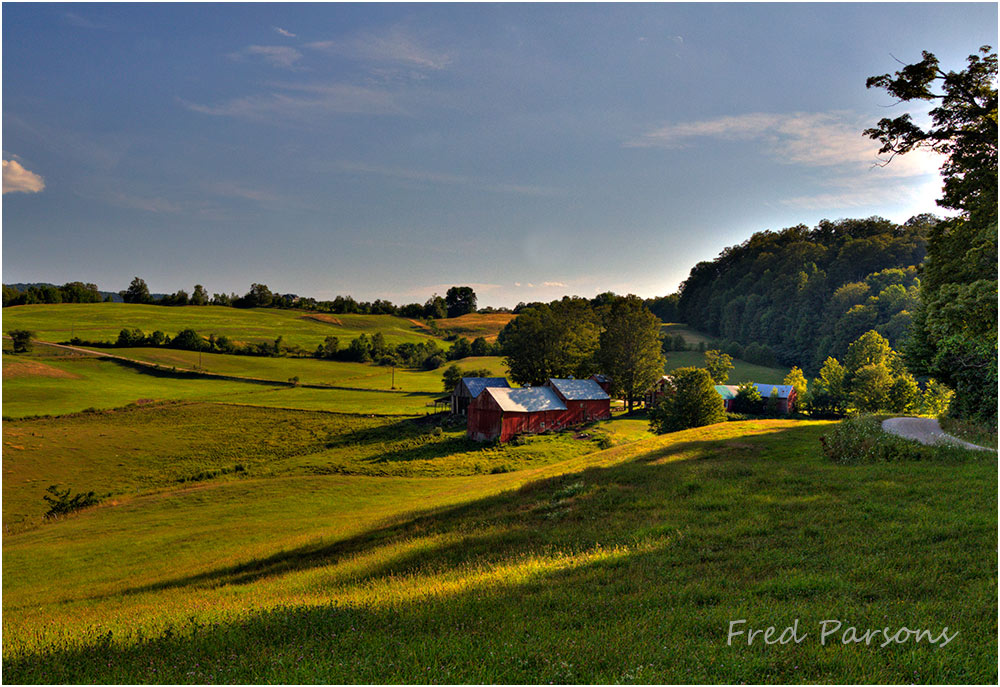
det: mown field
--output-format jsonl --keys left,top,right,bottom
{"left": 3, "top": 306, "right": 995, "bottom": 683}
{"left": 3, "top": 418, "right": 995, "bottom": 683}
{"left": 664, "top": 350, "right": 789, "bottom": 385}
{"left": 2, "top": 303, "right": 438, "bottom": 348}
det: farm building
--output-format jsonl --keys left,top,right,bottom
{"left": 644, "top": 375, "right": 673, "bottom": 408}
{"left": 546, "top": 378, "right": 612, "bottom": 423}
{"left": 467, "top": 386, "right": 569, "bottom": 442}
{"left": 450, "top": 377, "right": 511, "bottom": 416}
{"left": 713, "top": 383, "right": 797, "bottom": 414}
{"left": 714, "top": 385, "right": 737, "bottom": 411}
{"left": 589, "top": 374, "right": 612, "bottom": 394}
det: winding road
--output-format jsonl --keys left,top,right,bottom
{"left": 881, "top": 417, "right": 996, "bottom": 452}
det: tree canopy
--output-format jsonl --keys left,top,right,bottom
{"left": 597, "top": 295, "right": 665, "bottom": 411}
{"left": 866, "top": 47, "right": 998, "bottom": 425}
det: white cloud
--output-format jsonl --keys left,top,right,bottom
{"left": 627, "top": 110, "right": 942, "bottom": 177}
{"left": 307, "top": 26, "right": 451, "bottom": 70}
{"left": 229, "top": 45, "right": 303, "bottom": 68}
{"left": 2, "top": 159, "right": 45, "bottom": 194}
{"left": 274, "top": 27, "right": 297, "bottom": 38}
{"left": 541, "top": 281, "right": 567, "bottom": 288}
{"left": 183, "top": 82, "right": 402, "bottom": 120}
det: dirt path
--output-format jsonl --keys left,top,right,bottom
{"left": 881, "top": 417, "right": 995, "bottom": 452}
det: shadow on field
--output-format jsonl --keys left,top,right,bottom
{"left": 89, "top": 423, "right": 816, "bottom": 598}
{"left": 5, "top": 421, "right": 997, "bottom": 683}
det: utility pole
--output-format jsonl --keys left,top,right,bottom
{"left": 391, "top": 365, "right": 395, "bottom": 389}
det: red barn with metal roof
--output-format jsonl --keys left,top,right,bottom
{"left": 467, "top": 387, "right": 570, "bottom": 442}
{"left": 545, "top": 378, "right": 612, "bottom": 423}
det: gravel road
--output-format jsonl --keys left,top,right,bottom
{"left": 881, "top": 417, "right": 995, "bottom": 452}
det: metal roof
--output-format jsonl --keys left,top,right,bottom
{"left": 714, "top": 385, "right": 738, "bottom": 400}
{"left": 590, "top": 374, "right": 611, "bottom": 383}
{"left": 547, "top": 378, "right": 611, "bottom": 401}
{"left": 754, "top": 383, "right": 795, "bottom": 399}
{"left": 484, "top": 386, "right": 568, "bottom": 412}
{"left": 459, "top": 377, "right": 511, "bottom": 398}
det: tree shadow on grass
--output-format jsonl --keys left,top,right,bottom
{"left": 81, "top": 423, "right": 817, "bottom": 601}
{"left": 5, "top": 419, "right": 996, "bottom": 684}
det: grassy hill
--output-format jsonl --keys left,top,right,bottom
{"left": 663, "top": 350, "right": 789, "bottom": 384}
{"left": 3, "top": 417, "right": 995, "bottom": 683}
{"left": 2, "top": 303, "right": 439, "bottom": 348}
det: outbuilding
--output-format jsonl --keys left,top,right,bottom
{"left": 546, "top": 378, "right": 612, "bottom": 423}
{"left": 467, "top": 386, "right": 569, "bottom": 442}
{"left": 450, "top": 377, "right": 511, "bottom": 416}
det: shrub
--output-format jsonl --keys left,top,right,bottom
{"left": 649, "top": 367, "right": 726, "bottom": 433}
{"left": 8, "top": 329, "right": 34, "bottom": 353}
{"left": 42, "top": 485, "right": 104, "bottom": 519}
{"left": 820, "top": 415, "right": 975, "bottom": 464}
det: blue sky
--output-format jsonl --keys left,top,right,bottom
{"left": 3, "top": 3, "right": 996, "bottom": 307}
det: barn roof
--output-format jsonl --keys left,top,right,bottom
{"left": 484, "top": 386, "right": 567, "bottom": 412}
{"left": 754, "top": 383, "right": 795, "bottom": 399}
{"left": 458, "top": 377, "right": 511, "bottom": 398}
{"left": 714, "top": 385, "right": 738, "bottom": 400}
{"left": 590, "top": 374, "right": 611, "bottom": 383}
{"left": 547, "top": 378, "right": 611, "bottom": 401}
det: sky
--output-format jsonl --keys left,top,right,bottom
{"left": 2, "top": 3, "right": 996, "bottom": 307}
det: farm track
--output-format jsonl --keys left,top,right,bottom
{"left": 18, "top": 340, "right": 429, "bottom": 396}
{"left": 881, "top": 416, "right": 996, "bottom": 452}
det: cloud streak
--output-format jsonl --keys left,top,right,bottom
{"left": 229, "top": 45, "right": 303, "bottom": 68}
{"left": 183, "top": 82, "right": 402, "bottom": 120}
{"left": 2, "top": 159, "right": 45, "bottom": 194}
{"left": 307, "top": 26, "right": 451, "bottom": 70}
{"left": 628, "top": 111, "right": 942, "bottom": 177}
{"left": 336, "top": 160, "right": 559, "bottom": 197}
{"left": 274, "top": 27, "right": 296, "bottom": 38}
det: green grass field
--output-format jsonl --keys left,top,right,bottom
{"left": 662, "top": 322, "right": 718, "bottom": 346}
{"left": 664, "top": 350, "right": 789, "bottom": 384}
{"left": 3, "top": 418, "right": 995, "bottom": 683}
{"left": 2, "top": 303, "right": 438, "bottom": 348}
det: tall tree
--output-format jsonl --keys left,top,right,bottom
{"left": 121, "top": 276, "right": 151, "bottom": 304}
{"left": 866, "top": 46, "right": 997, "bottom": 425}
{"left": 703, "top": 349, "right": 734, "bottom": 383}
{"left": 648, "top": 367, "right": 726, "bottom": 433}
{"left": 445, "top": 286, "right": 477, "bottom": 318}
{"left": 597, "top": 295, "right": 666, "bottom": 412}
{"left": 498, "top": 298, "right": 599, "bottom": 386}
{"left": 190, "top": 284, "right": 209, "bottom": 306}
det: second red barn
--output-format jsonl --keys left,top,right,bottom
{"left": 545, "top": 378, "right": 612, "bottom": 423}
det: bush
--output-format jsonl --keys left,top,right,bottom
{"left": 8, "top": 329, "right": 34, "bottom": 353}
{"left": 42, "top": 485, "right": 104, "bottom": 519}
{"left": 648, "top": 367, "right": 726, "bottom": 433}
{"left": 820, "top": 415, "right": 976, "bottom": 464}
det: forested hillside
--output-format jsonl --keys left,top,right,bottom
{"left": 676, "top": 214, "right": 936, "bottom": 372}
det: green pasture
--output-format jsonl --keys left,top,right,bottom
{"left": 664, "top": 350, "right": 789, "bottom": 384}
{"left": 2, "top": 403, "right": 648, "bottom": 528}
{"left": 2, "top": 303, "right": 437, "bottom": 348}
{"left": 114, "top": 348, "right": 507, "bottom": 391}
{"left": 661, "top": 322, "right": 717, "bottom": 346}
{"left": 3, "top": 418, "right": 995, "bottom": 683}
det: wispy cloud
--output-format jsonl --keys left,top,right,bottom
{"left": 2, "top": 159, "right": 45, "bottom": 194}
{"left": 307, "top": 26, "right": 451, "bottom": 70}
{"left": 228, "top": 45, "right": 303, "bottom": 69}
{"left": 336, "top": 160, "right": 558, "bottom": 197}
{"left": 103, "top": 191, "right": 182, "bottom": 214}
{"left": 182, "top": 82, "right": 402, "bottom": 120}
{"left": 207, "top": 181, "right": 279, "bottom": 204}
{"left": 627, "top": 111, "right": 941, "bottom": 177}
{"left": 63, "top": 12, "right": 108, "bottom": 30}
{"left": 274, "top": 27, "right": 296, "bottom": 38}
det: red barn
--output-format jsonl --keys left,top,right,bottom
{"left": 589, "top": 374, "right": 612, "bottom": 394}
{"left": 546, "top": 378, "right": 612, "bottom": 423}
{"left": 467, "top": 387, "right": 569, "bottom": 442}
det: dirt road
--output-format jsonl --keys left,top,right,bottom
{"left": 881, "top": 417, "right": 995, "bottom": 452}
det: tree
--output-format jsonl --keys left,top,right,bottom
{"left": 498, "top": 299, "right": 600, "bottom": 386}
{"left": 445, "top": 286, "right": 477, "bottom": 318}
{"left": 441, "top": 364, "right": 494, "bottom": 393}
{"left": 121, "top": 277, "right": 151, "bottom": 304}
{"left": 808, "top": 357, "right": 849, "bottom": 416}
{"left": 116, "top": 328, "right": 145, "bottom": 347}
{"left": 171, "top": 328, "right": 206, "bottom": 351}
{"left": 190, "top": 284, "right": 209, "bottom": 306}
{"left": 597, "top": 295, "right": 666, "bottom": 412}
{"left": 470, "top": 337, "right": 490, "bottom": 357}
{"left": 239, "top": 283, "right": 273, "bottom": 308}
{"left": 866, "top": 46, "right": 997, "bottom": 426}
{"left": 423, "top": 294, "right": 447, "bottom": 319}
{"left": 783, "top": 366, "right": 808, "bottom": 401}
{"left": 921, "top": 379, "right": 953, "bottom": 417}
{"left": 648, "top": 367, "right": 726, "bottom": 433}
{"left": 731, "top": 381, "right": 763, "bottom": 415}
{"left": 8, "top": 329, "right": 33, "bottom": 353}
{"left": 703, "top": 349, "right": 734, "bottom": 383}
{"left": 316, "top": 336, "right": 340, "bottom": 359}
